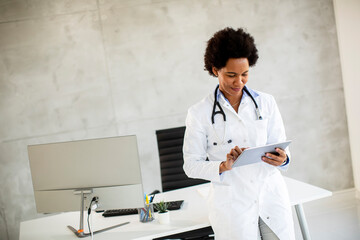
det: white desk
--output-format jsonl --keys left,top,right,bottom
{"left": 20, "top": 177, "right": 331, "bottom": 240}
{"left": 284, "top": 177, "right": 332, "bottom": 240}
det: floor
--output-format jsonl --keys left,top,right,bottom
{"left": 293, "top": 189, "right": 360, "bottom": 240}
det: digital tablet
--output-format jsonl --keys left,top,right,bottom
{"left": 232, "top": 140, "right": 292, "bottom": 168}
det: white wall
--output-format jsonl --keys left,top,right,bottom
{"left": 333, "top": 0, "right": 360, "bottom": 198}
{"left": 0, "top": 0, "right": 353, "bottom": 239}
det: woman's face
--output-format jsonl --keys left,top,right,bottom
{"left": 212, "top": 58, "right": 249, "bottom": 100}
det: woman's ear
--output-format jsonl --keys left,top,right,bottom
{"left": 212, "top": 67, "right": 218, "bottom": 77}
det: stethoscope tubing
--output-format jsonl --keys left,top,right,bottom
{"left": 211, "top": 85, "right": 226, "bottom": 124}
{"left": 211, "top": 85, "right": 263, "bottom": 146}
{"left": 212, "top": 85, "right": 262, "bottom": 123}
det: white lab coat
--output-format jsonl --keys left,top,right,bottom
{"left": 183, "top": 87, "right": 295, "bottom": 240}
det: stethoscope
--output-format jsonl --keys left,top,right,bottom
{"left": 211, "top": 85, "right": 263, "bottom": 146}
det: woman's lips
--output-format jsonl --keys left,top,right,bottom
{"left": 231, "top": 87, "right": 241, "bottom": 92}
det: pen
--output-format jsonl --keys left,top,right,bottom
{"left": 147, "top": 195, "right": 153, "bottom": 218}
{"left": 145, "top": 194, "right": 152, "bottom": 219}
{"left": 141, "top": 208, "right": 146, "bottom": 221}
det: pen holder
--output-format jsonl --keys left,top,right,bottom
{"left": 138, "top": 203, "right": 154, "bottom": 223}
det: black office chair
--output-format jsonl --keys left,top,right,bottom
{"left": 154, "top": 126, "right": 214, "bottom": 240}
{"left": 156, "top": 126, "right": 209, "bottom": 192}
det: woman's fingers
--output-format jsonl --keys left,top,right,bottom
{"left": 227, "top": 153, "right": 235, "bottom": 162}
{"left": 262, "top": 148, "right": 287, "bottom": 166}
{"left": 224, "top": 146, "right": 249, "bottom": 171}
{"left": 234, "top": 146, "right": 242, "bottom": 155}
{"left": 229, "top": 149, "right": 239, "bottom": 159}
{"left": 275, "top": 148, "right": 287, "bottom": 158}
{"left": 230, "top": 146, "right": 245, "bottom": 159}
{"left": 262, "top": 156, "right": 282, "bottom": 166}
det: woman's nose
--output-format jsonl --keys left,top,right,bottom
{"left": 235, "top": 76, "right": 244, "bottom": 84}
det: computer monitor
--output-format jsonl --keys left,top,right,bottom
{"left": 27, "top": 135, "right": 144, "bottom": 237}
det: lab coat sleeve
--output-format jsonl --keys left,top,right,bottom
{"left": 183, "top": 107, "right": 223, "bottom": 182}
{"left": 266, "top": 95, "right": 291, "bottom": 171}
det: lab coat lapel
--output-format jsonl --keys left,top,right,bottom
{"left": 218, "top": 95, "right": 241, "bottom": 120}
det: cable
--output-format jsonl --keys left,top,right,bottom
{"left": 87, "top": 197, "right": 98, "bottom": 240}
{"left": 90, "top": 213, "right": 94, "bottom": 240}
{"left": 87, "top": 212, "right": 92, "bottom": 237}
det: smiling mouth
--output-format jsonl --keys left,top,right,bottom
{"left": 231, "top": 87, "right": 242, "bottom": 92}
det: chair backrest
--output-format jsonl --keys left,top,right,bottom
{"left": 155, "top": 126, "right": 209, "bottom": 192}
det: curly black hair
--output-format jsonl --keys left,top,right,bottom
{"left": 204, "top": 27, "right": 259, "bottom": 77}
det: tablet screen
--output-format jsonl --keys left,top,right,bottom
{"left": 232, "top": 140, "right": 292, "bottom": 168}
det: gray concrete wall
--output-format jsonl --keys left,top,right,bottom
{"left": 0, "top": 0, "right": 353, "bottom": 239}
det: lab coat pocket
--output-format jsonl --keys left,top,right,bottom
{"left": 254, "top": 119, "right": 268, "bottom": 146}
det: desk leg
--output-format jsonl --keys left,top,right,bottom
{"left": 295, "top": 204, "right": 311, "bottom": 240}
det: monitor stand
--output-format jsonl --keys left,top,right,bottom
{"left": 67, "top": 189, "right": 130, "bottom": 238}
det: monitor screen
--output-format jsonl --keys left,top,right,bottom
{"left": 27, "top": 135, "right": 144, "bottom": 213}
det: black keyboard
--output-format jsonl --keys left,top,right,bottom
{"left": 102, "top": 200, "right": 184, "bottom": 217}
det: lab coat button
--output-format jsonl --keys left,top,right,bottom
{"left": 267, "top": 217, "right": 270, "bottom": 219}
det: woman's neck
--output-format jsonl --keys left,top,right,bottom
{"left": 220, "top": 90, "right": 242, "bottom": 112}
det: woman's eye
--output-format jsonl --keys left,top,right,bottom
{"left": 227, "top": 75, "right": 236, "bottom": 78}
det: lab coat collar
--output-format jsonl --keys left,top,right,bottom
{"left": 244, "top": 86, "right": 259, "bottom": 98}
{"left": 216, "top": 85, "right": 259, "bottom": 105}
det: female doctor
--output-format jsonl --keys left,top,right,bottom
{"left": 183, "top": 27, "right": 295, "bottom": 240}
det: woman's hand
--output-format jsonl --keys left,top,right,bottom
{"left": 219, "top": 146, "right": 247, "bottom": 173}
{"left": 261, "top": 148, "right": 287, "bottom": 166}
